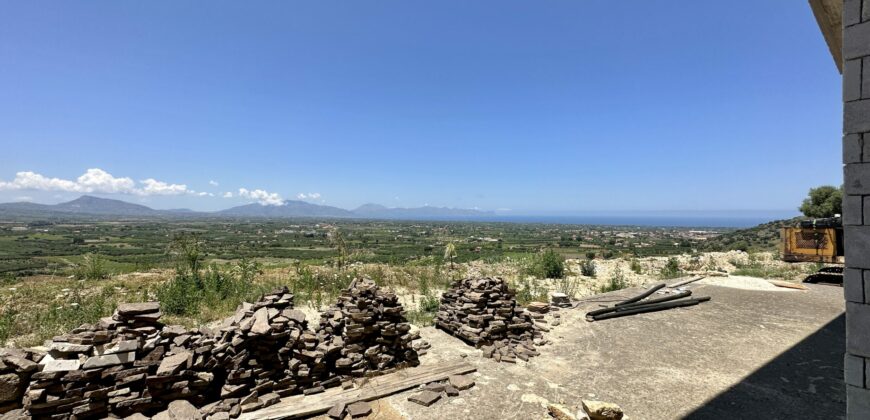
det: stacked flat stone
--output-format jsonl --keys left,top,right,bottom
{"left": 0, "top": 349, "right": 40, "bottom": 415}
{"left": 24, "top": 302, "right": 177, "bottom": 419}
{"left": 318, "top": 278, "right": 420, "bottom": 378}
{"left": 204, "top": 287, "right": 320, "bottom": 417}
{"left": 435, "top": 277, "right": 543, "bottom": 363}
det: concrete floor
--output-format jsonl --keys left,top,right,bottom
{"left": 380, "top": 281, "right": 846, "bottom": 420}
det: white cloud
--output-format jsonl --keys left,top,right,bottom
{"left": 139, "top": 178, "right": 189, "bottom": 196}
{"left": 197, "top": 192, "right": 214, "bottom": 197}
{"left": 222, "top": 192, "right": 234, "bottom": 198}
{"left": 239, "top": 188, "right": 284, "bottom": 206}
{"left": 0, "top": 168, "right": 195, "bottom": 197}
{"left": 296, "top": 192, "right": 322, "bottom": 200}
{"left": 209, "top": 180, "right": 219, "bottom": 187}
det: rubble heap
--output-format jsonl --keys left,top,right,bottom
{"left": 0, "top": 349, "right": 40, "bottom": 414}
{"left": 435, "top": 277, "right": 544, "bottom": 363}
{"left": 204, "top": 287, "right": 327, "bottom": 417}
{"left": 318, "top": 278, "right": 420, "bottom": 378}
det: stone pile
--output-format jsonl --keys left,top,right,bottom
{"left": 203, "top": 287, "right": 325, "bottom": 417}
{"left": 318, "top": 278, "right": 420, "bottom": 378}
{"left": 0, "top": 350, "right": 40, "bottom": 414}
{"left": 436, "top": 277, "right": 544, "bottom": 362}
{"left": 1, "top": 282, "right": 425, "bottom": 419}
{"left": 406, "top": 374, "right": 476, "bottom": 408}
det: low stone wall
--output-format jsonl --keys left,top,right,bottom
{"left": 435, "top": 277, "right": 543, "bottom": 363}
{"left": 0, "top": 279, "right": 420, "bottom": 419}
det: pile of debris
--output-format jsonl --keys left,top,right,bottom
{"left": 203, "top": 287, "right": 319, "bottom": 417}
{"left": 318, "top": 278, "right": 420, "bottom": 378}
{"left": 0, "top": 350, "right": 39, "bottom": 414}
{"left": 436, "top": 277, "right": 544, "bottom": 362}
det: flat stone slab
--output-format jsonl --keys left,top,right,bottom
{"left": 346, "top": 401, "right": 372, "bottom": 418}
{"left": 408, "top": 390, "right": 441, "bottom": 407}
{"left": 41, "top": 359, "right": 81, "bottom": 372}
{"left": 116, "top": 302, "right": 160, "bottom": 316}
{"left": 82, "top": 351, "right": 135, "bottom": 369}
{"left": 448, "top": 375, "right": 475, "bottom": 390}
{"left": 156, "top": 351, "right": 191, "bottom": 376}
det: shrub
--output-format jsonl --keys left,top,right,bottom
{"left": 599, "top": 266, "right": 628, "bottom": 293}
{"left": 74, "top": 253, "right": 109, "bottom": 280}
{"left": 660, "top": 257, "right": 682, "bottom": 279}
{"left": 526, "top": 249, "right": 565, "bottom": 279}
{"left": 630, "top": 259, "right": 642, "bottom": 274}
{"left": 580, "top": 259, "right": 597, "bottom": 277}
{"left": 800, "top": 185, "right": 843, "bottom": 218}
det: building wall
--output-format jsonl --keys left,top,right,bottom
{"left": 843, "top": 0, "right": 870, "bottom": 417}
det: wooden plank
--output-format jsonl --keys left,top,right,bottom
{"left": 240, "top": 361, "right": 477, "bottom": 420}
{"left": 768, "top": 280, "right": 810, "bottom": 290}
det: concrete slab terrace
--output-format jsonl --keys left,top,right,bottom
{"left": 370, "top": 282, "right": 844, "bottom": 420}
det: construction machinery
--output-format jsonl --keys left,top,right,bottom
{"left": 781, "top": 217, "right": 844, "bottom": 282}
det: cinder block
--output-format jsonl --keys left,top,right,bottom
{"left": 848, "top": 384, "right": 870, "bottom": 419}
{"left": 845, "top": 100, "right": 870, "bottom": 135}
{"left": 865, "top": 270, "right": 870, "bottom": 303}
{"left": 847, "top": 268, "right": 865, "bottom": 302}
{"left": 848, "top": 302, "right": 870, "bottom": 357}
{"left": 847, "top": 227, "right": 870, "bottom": 268}
{"left": 847, "top": 0, "right": 863, "bottom": 27}
{"left": 865, "top": 0, "right": 870, "bottom": 23}
{"left": 846, "top": 164, "right": 870, "bottom": 195}
{"left": 846, "top": 134, "right": 864, "bottom": 164}
{"left": 846, "top": 195, "right": 863, "bottom": 225}
{"left": 864, "top": 57, "right": 870, "bottom": 99}
{"left": 846, "top": 353, "right": 865, "bottom": 387}
{"left": 846, "top": 59, "right": 863, "bottom": 102}
{"left": 845, "top": 21, "right": 870, "bottom": 60}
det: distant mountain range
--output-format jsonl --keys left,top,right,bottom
{"left": 0, "top": 195, "right": 494, "bottom": 221}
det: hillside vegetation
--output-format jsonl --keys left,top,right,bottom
{"left": 700, "top": 217, "right": 806, "bottom": 253}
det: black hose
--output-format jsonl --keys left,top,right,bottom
{"left": 587, "top": 296, "right": 711, "bottom": 321}
{"left": 614, "top": 282, "right": 666, "bottom": 306}
{"left": 586, "top": 290, "right": 693, "bottom": 318}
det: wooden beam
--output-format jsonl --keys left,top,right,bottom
{"left": 809, "top": 0, "right": 844, "bottom": 73}
{"left": 240, "top": 361, "right": 477, "bottom": 420}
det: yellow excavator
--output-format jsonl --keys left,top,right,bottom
{"left": 781, "top": 217, "right": 844, "bottom": 282}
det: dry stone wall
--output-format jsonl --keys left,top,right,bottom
{"left": 0, "top": 279, "right": 420, "bottom": 419}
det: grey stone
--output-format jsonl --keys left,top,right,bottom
{"left": 41, "top": 359, "right": 81, "bottom": 372}
{"left": 846, "top": 58, "right": 863, "bottom": 102}
{"left": 168, "top": 399, "right": 203, "bottom": 420}
{"left": 48, "top": 342, "right": 93, "bottom": 354}
{"left": 848, "top": 384, "right": 870, "bottom": 419}
{"left": 865, "top": 0, "right": 870, "bottom": 22}
{"left": 846, "top": 0, "right": 863, "bottom": 27}
{"left": 866, "top": 58, "right": 870, "bottom": 100}
{"left": 250, "top": 307, "right": 272, "bottom": 335}
{"left": 347, "top": 401, "right": 372, "bottom": 418}
{"left": 846, "top": 353, "right": 866, "bottom": 387}
{"left": 116, "top": 302, "right": 160, "bottom": 316}
{"left": 845, "top": 100, "right": 870, "bottom": 135}
{"left": 95, "top": 340, "right": 139, "bottom": 355}
{"left": 845, "top": 133, "right": 865, "bottom": 164}
{"left": 847, "top": 226, "right": 870, "bottom": 269}
{"left": 0, "top": 373, "right": 21, "bottom": 403}
{"left": 82, "top": 351, "right": 135, "bottom": 369}
{"left": 847, "top": 165, "right": 870, "bottom": 195}
{"left": 408, "top": 390, "right": 441, "bottom": 406}
{"left": 845, "top": 21, "right": 870, "bottom": 60}
{"left": 864, "top": 271, "right": 870, "bottom": 304}
{"left": 157, "top": 351, "right": 191, "bottom": 376}
{"left": 326, "top": 402, "right": 346, "bottom": 419}
{"left": 848, "top": 302, "right": 870, "bottom": 357}
{"left": 847, "top": 268, "right": 865, "bottom": 303}
{"left": 448, "top": 374, "right": 475, "bottom": 390}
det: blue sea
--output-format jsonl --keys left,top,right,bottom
{"left": 411, "top": 211, "right": 798, "bottom": 228}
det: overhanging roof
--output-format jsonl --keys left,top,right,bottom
{"left": 809, "top": 0, "right": 844, "bottom": 73}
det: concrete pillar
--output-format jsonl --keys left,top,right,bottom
{"left": 843, "top": 1, "right": 870, "bottom": 417}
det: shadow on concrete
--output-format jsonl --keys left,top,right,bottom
{"left": 684, "top": 313, "right": 845, "bottom": 419}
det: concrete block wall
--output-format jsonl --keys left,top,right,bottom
{"left": 843, "top": 0, "right": 870, "bottom": 417}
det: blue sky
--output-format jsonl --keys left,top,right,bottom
{"left": 0, "top": 1, "right": 842, "bottom": 214}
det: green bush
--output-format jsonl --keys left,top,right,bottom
{"left": 660, "top": 257, "right": 682, "bottom": 279}
{"left": 630, "top": 259, "right": 642, "bottom": 274}
{"left": 74, "top": 253, "right": 109, "bottom": 280}
{"left": 580, "top": 259, "right": 597, "bottom": 277}
{"left": 526, "top": 249, "right": 565, "bottom": 279}
{"left": 599, "top": 266, "right": 628, "bottom": 293}
{"left": 799, "top": 185, "right": 842, "bottom": 218}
